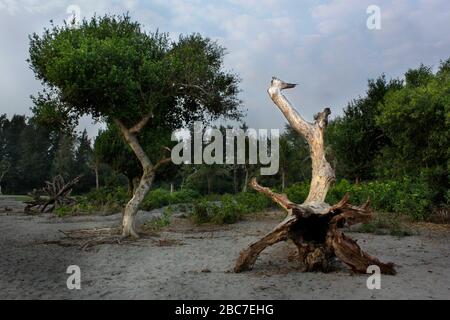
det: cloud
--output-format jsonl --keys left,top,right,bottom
{"left": 0, "top": 0, "right": 449, "bottom": 136}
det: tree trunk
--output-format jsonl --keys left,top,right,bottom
{"left": 94, "top": 164, "right": 99, "bottom": 190}
{"left": 132, "top": 176, "right": 140, "bottom": 194}
{"left": 233, "top": 166, "right": 238, "bottom": 194}
{"left": 234, "top": 78, "right": 396, "bottom": 275}
{"left": 243, "top": 167, "right": 249, "bottom": 193}
{"left": 281, "top": 168, "right": 286, "bottom": 191}
{"left": 114, "top": 117, "right": 170, "bottom": 238}
{"left": 122, "top": 169, "right": 154, "bottom": 238}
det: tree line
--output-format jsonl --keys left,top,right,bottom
{"left": 1, "top": 58, "right": 449, "bottom": 207}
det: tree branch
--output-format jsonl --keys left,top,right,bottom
{"left": 114, "top": 118, "right": 153, "bottom": 170}
{"left": 152, "top": 147, "right": 172, "bottom": 173}
{"left": 129, "top": 113, "right": 153, "bottom": 134}
{"left": 249, "top": 177, "right": 294, "bottom": 211}
{"left": 268, "top": 77, "right": 314, "bottom": 143}
{"left": 179, "top": 83, "right": 213, "bottom": 97}
{"left": 314, "top": 108, "right": 331, "bottom": 129}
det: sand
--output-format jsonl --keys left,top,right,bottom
{"left": 0, "top": 196, "right": 449, "bottom": 300}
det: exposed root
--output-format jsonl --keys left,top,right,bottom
{"left": 40, "top": 226, "right": 183, "bottom": 250}
{"left": 234, "top": 179, "right": 396, "bottom": 275}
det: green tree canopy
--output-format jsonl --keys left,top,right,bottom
{"left": 376, "top": 60, "right": 450, "bottom": 201}
{"left": 28, "top": 14, "right": 242, "bottom": 237}
{"left": 326, "top": 75, "right": 402, "bottom": 181}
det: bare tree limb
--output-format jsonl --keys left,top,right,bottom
{"left": 114, "top": 118, "right": 153, "bottom": 171}
{"left": 268, "top": 77, "right": 314, "bottom": 143}
{"left": 129, "top": 113, "right": 154, "bottom": 134}
{"left": 249, "top": 177, "right": 293, "bottom": 211}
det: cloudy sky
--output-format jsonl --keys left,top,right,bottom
{"left": 0, "top": 0, "right": 449, "bottom": 137}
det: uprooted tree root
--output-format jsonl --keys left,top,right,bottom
{"left": 234, "top": 77, "right": 396, "bottom": 275}
{"left": 234, "top": 179, "right": 396, "bottom": 275}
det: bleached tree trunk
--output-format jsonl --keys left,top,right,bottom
{"left": 234, "top": 78, "right": 396, "bottom": 275}
{"left": 114, "top": 117, "right": 170, "bottom": 238}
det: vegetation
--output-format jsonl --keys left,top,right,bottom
{"left": 27, "top": 14, "right": 241, "bottom": 237}
{"left": 0, "top": 12, "right": 447, "bottom": 231}
{"left": 353, "top": 212, "right": 413, "bottom": 237}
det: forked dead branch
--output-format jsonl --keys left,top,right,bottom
{"left": 234, "top": 78, "right": 396, "bottom": 275}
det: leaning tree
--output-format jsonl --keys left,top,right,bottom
{"left": 29, "top": 15, "right": 241, "bottom": 238}
{"left": 234, "top": 78, "right": 396, "bottom": 275}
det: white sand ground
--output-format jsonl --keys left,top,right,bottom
{"left": 0, "top": 197, "right": 449, "bottom": 300}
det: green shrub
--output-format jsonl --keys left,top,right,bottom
{"left": 211, "top": 194, "right": 247, "bottom": 224}
{"left": 144, "top": 206, "right": 173, "bottom": 231}
{"left": 354, "top": 212, "right": 412, "bottom": 237}
{"left": 54, "top": 205, "right": 72, "bottom": 217}
{"left": 326, "top": 178, "right": 434, "bottom": 219}
{"left": 234, "top": 192, "right": 272, "bottom": 213}
{"left": 284, "top": 177, "right": 433, "bottom": 219}
{"left": 191, "top": 199, "right": 215, "bottom": 224}
{"left": 190, "top": 194, "right": 256, "bottom": 225}
{"left": 84, "top": 186, "right": 129, "bottom": 206}
{"left": 284, "top": 182, "right": 310, "bottom": 203}
{"left": 141, "top": 188, "right": 200, "bottom": 210}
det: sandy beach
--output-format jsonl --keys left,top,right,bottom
{"left": 0, "top": 197, "right": 449, "bottom": 300}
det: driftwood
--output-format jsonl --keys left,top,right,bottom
{"left": 24, "top": 175, "right": 82, "bottom": 213}
{"left": 234, "top": 78, "right": 395, "bottom": 275}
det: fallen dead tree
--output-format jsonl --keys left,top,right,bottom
{"left": 24, "top": 175, "right": 82, "bottom": 213}
{"left": 234, "top": 78, "right": 396, "bottom": 275}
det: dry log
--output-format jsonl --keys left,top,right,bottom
{"left": 234, "top": 78, "right": 396, "bottom": 275}
{"left": 24, "top": 175, "right": 82, "bottom": 213}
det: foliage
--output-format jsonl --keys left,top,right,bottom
{"left": 0, "top": 114, "right": 97, "bottom": 194}
{"left": 143, "top": 206, "right": 173, "bottom": 231}
{"left": 353, "top": 212, "right": 413, "bottom": 237}
{"left": 191, "top": 197, "right": 244, "bottom": 225}
{"left": 284, "top": 182, "right": 311, "bottom": 204}
{"left": 326, "top": 75, "right": 402, "bottom": 181}
{"left": 29, "top": 14, "right": 241, "bottom": 135}
{"left": 83, "top": 186, "right": 129, "bottom": 207}
{"left": 234, "top": 191, "right": 272, "bottom": 213}
{"left": 375, "top": 60, "right": 450, "bottom": 203}
{"left": 141, "top": 188, "right": 200, "bottom": 211}
{"left": 190, "top": 192, "right": 272, "bottom": 225}
{"left": 284, "top": 178, "right": 434, "bottom": 219}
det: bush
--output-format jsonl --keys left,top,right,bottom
{"left": 143, "top": 206, "right": 173, "bottom": 231}
{"left": 284, "top": 178, "right": 434, "bottom": 219}
{"left": 284, "top": 182, "right": 310, "bottom": 203}
{"left": 190, "top": 192, "right": 270, "bottom": 225}
{"left": 354, "top": 212, "right": 413, "bottom": 237}
{"left": 84, "top": 186, "right": 129, "bottom": 206}
{"left": 191, "top": 199, "right": 217, "bottom": 224}
{"left": 234, "top": 192, "right": 272, "bottom": 213}
{"left": 141, "top": 188, "right": 200, "bottom": 210}
{"left": 328, "top": 178, "right": 433, "bottom": 219}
